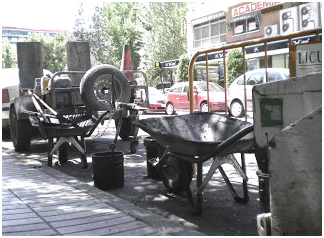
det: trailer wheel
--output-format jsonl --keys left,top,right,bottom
{"left": 10, "top": 106, "right": 31, "bottom": 151}
{"left": 80, "top": 65, "right": 131, "bottom": 115}
{"left": 115, "top": 118, "right": 133, "bottom": 140}
{"left": 158, "top": 153, "right": 193, "bottom": 194}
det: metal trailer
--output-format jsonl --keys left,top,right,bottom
{"left": 10, "top": 66, "right": 148, "bottom": 167}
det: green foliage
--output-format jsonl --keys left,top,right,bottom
{"left": 28, "top": 33, "right": 68, "bottom": 73}
{"left": 2, "top": 39, "right": 17, "bottom": 68}
{"left": 140, "top": 3, "right": 188, "bottom": 81}
{"left": 83, "top": 2, "right": 143, "bottom": 69}
{"left": 226, "top": 49, "right": 243, "bottom": 85}
{"left": 177, "top": 53, "right": 197, "bottom": 82}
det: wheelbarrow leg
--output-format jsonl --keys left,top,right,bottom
{"left": 77, "top": 136, "right": 88, "bottom": 169}
{"left": 218, "top": 153, "right": 249, "bottom": 203}
{"left": 182, "top": 160, "right": 203, "bottom": 215}
{"left": 47, "top": 138, "right": 53, "bottom": 167}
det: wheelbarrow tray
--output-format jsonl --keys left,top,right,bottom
{"left": 133, "top": 112, "right": 254, "bottom": 157}
{"left": 41, "top": 122, "right": 94, "bottom": 138}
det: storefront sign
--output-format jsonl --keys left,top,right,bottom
{"left": 289, "top": 42, "right": 322, "bottom": 77}
{"left": 232, "top": 2, "right": 280, "bottom": 17}
{"left": 295, "top": 43, "right": 322, "bottom": 77}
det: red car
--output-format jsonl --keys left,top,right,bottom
{"left": 166, "top": 81, "right": 225, "bottom": 115}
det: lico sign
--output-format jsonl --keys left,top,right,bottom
{"left": 232, "top": 2, "right": 281, "bottom": 17}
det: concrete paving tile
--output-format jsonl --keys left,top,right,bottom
{"left": 2, "top": 208, "right": 32, "bottom": 215}
{"left": 50, "top": 212, "right": 125, "bottom": 228}
{"left": 37, "top": 202, "right": 115, "bottom": 217}
{"left": 2, "top": 223, "right": 51, "bottom": 233}
{"left": 64, "top": 220, "right": 146, "bottom": 236}
{"left": 2, "top": 217, "right": 44, "bottom": 227}
{"left": 43, "top": 209, "right": 119, "bottom": 223}
{"left": 2, "top": 212, "right": 38, "bottom": 220}
{"left": 2, "top": 228, "right": 58, "bottom": 236}
{"left": 55, "top": 215, "right": 136, "bottom": 234}
{"left": 112, "top": 225, "right": 164, "bottom": 236}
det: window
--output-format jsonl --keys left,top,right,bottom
{"left": 233, "top": 17, "right": 259, "bottom": 35}
{"left": 194, "top": 20, "right": 226, "bottom": 49}
{"left": 247, "top": 72, "right": 264, "bottom": 85}
{"left": 170, "top": 85, "right": 183, "bottom": 93}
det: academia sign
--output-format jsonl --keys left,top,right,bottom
{"left": 232, "top": 2, "right": 280, "bottom": 17}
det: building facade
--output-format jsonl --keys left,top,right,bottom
{"left": 2, "top": 26, "right": 60, "bottom": 44}
{"left": 184, "top": 2, "right": 322, "bottom": 85}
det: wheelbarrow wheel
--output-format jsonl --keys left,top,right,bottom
{"left": 57, "top": 142, "right": 69, "bottom": 164}
{"left": 80, "top": 64, "right": 131, "bottom": 115}
{"left": 159, "top": 154, "right": 193, "bottom": 194}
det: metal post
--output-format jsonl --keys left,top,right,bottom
{"left": 205, "top": 53, "right": 210, "bottom": 112}
{"left": 223, "top": 50, "right": 228, "bottom": 116}
{"left": 242, "top": 47, "right": 247, "bottom": 121}
{"left": 264, "top": 43, "right": 269, "bottom": 82}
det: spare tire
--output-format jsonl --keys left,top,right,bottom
{"left": 80, "top": 65, "right": 131, "bottom": 114}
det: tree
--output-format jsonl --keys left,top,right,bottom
{"left": 140, "top": 3, "right": 188, "bottom": 82}
{"left": 73, "top": 2, "right": 89, "bottom": 42}
{"left": 2, "top": 39, "right": 17, "bottom": 68}
{"left": 226, "top": 49, "right": 243, "bottom": 85}
{"left": 177, "top": 53, "right": 197, "bottom": 82}
{"left": 28, "top": 33, "right": 68, "bottom": 73}
{"left": 87, "top": 2, "right": 143, "bottom": 68}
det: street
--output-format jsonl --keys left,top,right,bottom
{"left": 2, "top": 112, "right": 260, "bottom": 236}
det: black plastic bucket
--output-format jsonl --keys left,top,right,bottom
{"left": 143, "top": 137, "right": 162, "bottom": 180}
{"left": 92, "top": 151, "right": 124, "bottom": 190}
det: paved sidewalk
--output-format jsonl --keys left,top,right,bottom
{"left": 2, "top": 153, "right": 205, "bottom": 236}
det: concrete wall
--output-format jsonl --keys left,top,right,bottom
{"left": 66, "top": 42, "right": 91, "bottom": 86}
{"left": 268, "top": 106, "right": 322, "bottom": 235}
{"left": 17, "top": 42, "right": 43, "bottom": 93}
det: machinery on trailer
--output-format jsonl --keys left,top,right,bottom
{"left": 9, "top": 42, "right": 147, "bottom": 168}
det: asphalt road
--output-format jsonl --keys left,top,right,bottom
{"left": 2, "top": 112, "right": 260, "bottom": 236}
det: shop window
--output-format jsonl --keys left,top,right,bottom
{"left": 233, "top": 17, "right": 259, "bottom": 35}
{"left": 194, "top": 20, "right": 226, "bottom": 49}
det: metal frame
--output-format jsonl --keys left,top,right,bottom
{"left": 188, "top": 28, "right": 322, "bottom": 120}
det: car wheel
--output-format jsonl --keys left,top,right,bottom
{"left": 166, "top": 102, "right": 175, "bottom": 115}
{"left": 80, "top": 65, "right": 131, "bottom": 115}
{"left": 200, "top": 102, "right": 209, "bottom": 112}
{"left": 10, "top": 106, "right": 31, "bottom": 151}
{"left": 230, "top": 100, "right": 244, "bottom": 118}
{"left": 115, "top": 117, "right": 133, "bottom": 140}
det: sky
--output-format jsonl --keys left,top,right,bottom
{"left": 1, "top": 0, "right": 100, "bottom": 31}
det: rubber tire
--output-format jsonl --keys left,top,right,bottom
{"left": 80, "top": 65, "right": 131, "bottom": 115}
{"left": 58, "top": 142, "right": 69, "bottom": 164}
{"left": 10, "top": 106, "right": 31, "bottom": 151}
{"left": 166, "top": 102, "right": 175, "bottom": 115}
{"left": 200, "top": 102, "right": 209, "bottom": 112}
{"left": 159, "top": 153, "right": 193, "bottom": 194}
{"left": 115, "top": 117, "right": 133, "bottom": 140}
{"left": 230, "top": 100, "right": 244, "bottom": 118}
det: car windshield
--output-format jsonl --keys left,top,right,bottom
{"left": 196, "top": 82, "right": 223, "bottom": 92}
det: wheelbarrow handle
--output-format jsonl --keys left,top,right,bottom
{"left": 200, "top": 125, "right": 254, "bottom": 162}
{"left": 85, "top": 110, "right": 111, "bottom": 137}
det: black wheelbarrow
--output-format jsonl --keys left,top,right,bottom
{"left": 29, "top": 110, "right": 110, "bottom": 169}
{"left": 133, "top": 112, "right": 254, "bottom": 215}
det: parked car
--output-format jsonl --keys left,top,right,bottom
{"left": 227, "top": 68, "right": 290, "bottom": 117}
{"left": 166, "top": 81, "right": 225, "bottom": 115}
{"left": 136, "top": 87, "right": 166, "bottom": 113}
{"left": 2, "top": 68, "right": 53, "bottom": 128}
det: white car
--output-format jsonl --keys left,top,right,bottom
{"left": 2, "top": 68, "right": 53, "bottom": 128}
{"left": 227, "top": 68, "right": 289, "bottom": 117}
